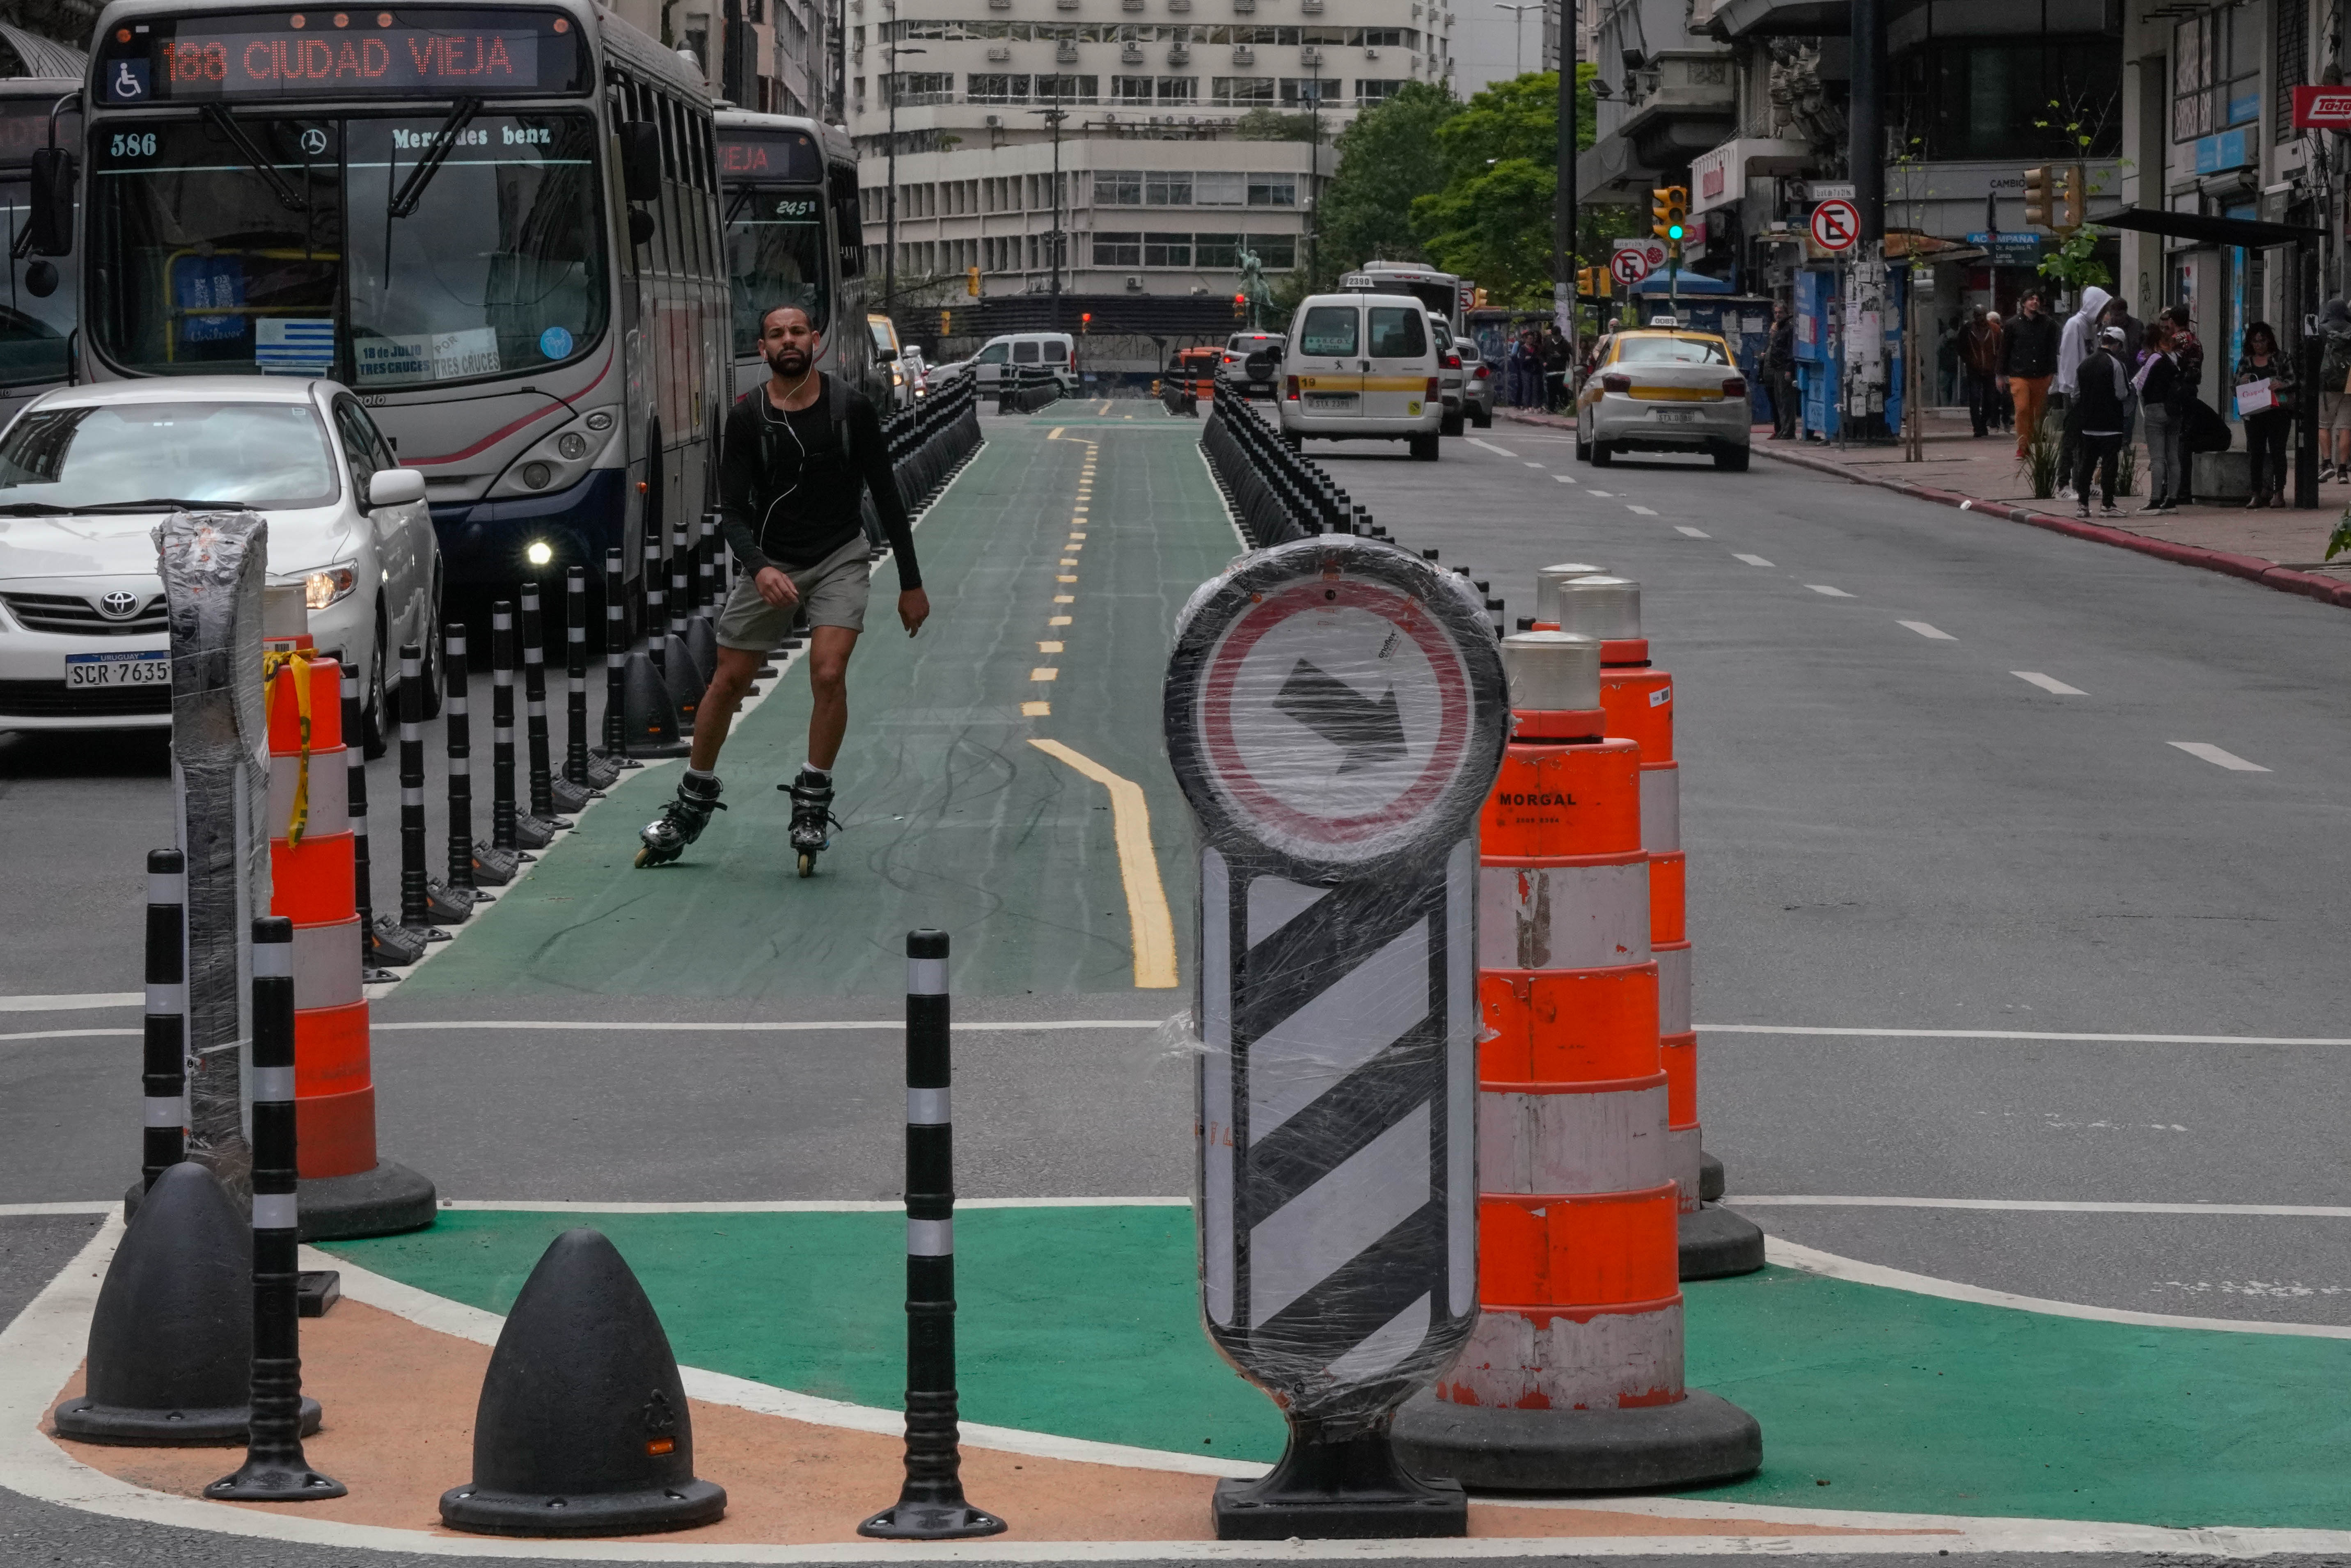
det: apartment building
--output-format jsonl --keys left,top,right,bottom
{"left": 844, "top": 0, "right": 1456, "bottom": 302}
{"left": 607, "top": 0, "right": 829, "bottom": 119}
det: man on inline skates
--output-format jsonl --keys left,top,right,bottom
{"left": 637, "top": 304, "right": 930, "bottom": 872}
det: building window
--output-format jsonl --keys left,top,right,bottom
{"left": 1146, "top": 171, "right": 1194, "bottom": 204}
{"left": 2173, "top": 11, "right": 2257, "bottom": 142}
{"left": 1212, "top": 76, "right": 1275, "bottom": 105}
{"left": 1196, "top": 232, "right": 1240, "bottom": 266}
{"left": 1094, "top": 231, "right": 1143, "bottom": 265}
{"left": 1094, "top": 169, "right": 1143, "bottom": 204}
{"left": 2275, "top": 0, "right": 2307, "bottom": 143}
{"left": 1143, "top": 231, "right": 1192, "bottom": 265}
{"left": 886, "top": 71, "right": 953, "bottom": 104}
{"left": 1251, "top": 233, "right": 1296, "bottom": 268}
{"left": 1157, "top": 76, "right": 1199, "bottom": 102}
{"left": 1111, "top": 76, "right": 1155, "bottom": 103}
{"left": 968, "top": 73, "right": 1031, "bottom": 101}
{"left": 1036, "top": 73, "right": 1099, "bottom": 101}
{"left": 1355, "top": 79, "right": 1410, "bottom": 103}
{"left": 1195, "top": 170, "right": 1245, "bottom": 204}
{"left": 1278, "top": 78, "right": 1335, "bottom": 107}
{"left": 1247, "top": 174, "right": 1297, "bottom": 206}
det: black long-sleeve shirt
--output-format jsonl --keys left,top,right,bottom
{"left": 717, "top": 376, "right": 921, "bottom": 589}
{"left": 1999, "top": 310, "right": 2060, "bottom": 379}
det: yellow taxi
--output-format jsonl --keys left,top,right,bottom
{"left": 1575, "top": 323, "right": 1751, "bottom": 472}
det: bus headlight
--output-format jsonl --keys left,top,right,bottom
{"left": 525, "top": 541, "right": 555, "bottom": 566}
{"left": 304, "top": 564, "right": 358, "bottom": 610}
{"left": 521, "top": 462, "right": 553, "bottom": 490}
{"left": 557, "top": 432, "right": 589, "bottom": 459}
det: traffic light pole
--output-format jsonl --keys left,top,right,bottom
{"left": 1555, "top": 9, "right": 1578, "bottom": 363}
{"left": 1849, "top": 0, "right": 1887, "bottom": 439}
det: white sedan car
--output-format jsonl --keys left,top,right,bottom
{"left": 0, "top": 377, "right": 440, "bottom": 755}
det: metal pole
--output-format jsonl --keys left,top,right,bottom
{"left": 886, "top": 69, "right": 898, "bottom": 318}
{"left": 1051, "top": 107, "right": 1063, "bottom": 335}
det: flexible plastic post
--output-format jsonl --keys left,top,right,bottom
{"left": 668, "top": 522, "right": 691, "bottom": 646}
{"left": 339, "top": 665, "right": 376, "bottom": 965}
{"left": 858, "top": 929, "right": 1005, "bottom": 1542}
{"left": 141, "top": 849, "right": 187, "bottom": 1190}
{"left": 203, "top": 917, "right": 344, "bottom": 1503}
{"left": 564, "top": 568, "right": 593, "bottom": 784}
{"left": 398, "top": 645, "right": 429, "bottom": 929}
{"left": 642, "top": 532, "right": 665, "bottom": 671}
{"left": 444, "top": 629, "right": 475, "bottom": 890}
{"left": 489, "top": 604, "right": 519, "bottom": 851}
{"left": 520, "top": 583, "right": 571, "bottom": 818}
{"left": 603, "top": 550, "right": 630, "bottom": 760}
{"left": 696, "top": 514, "right": 717, "bottom": 613}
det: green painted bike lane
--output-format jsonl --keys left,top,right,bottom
{"left": 392, "top": 417, "right": 1237, "bottom": 1005}
{"left": 328, "top": 1206, "right": 2351, "bottom": 1531}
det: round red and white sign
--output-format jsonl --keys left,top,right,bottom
{"left": 1810, "top": 198, "right": 1861, "bottom": 253}
{"left": 1611, "top": 249, "right": 1650, "bottom": 286}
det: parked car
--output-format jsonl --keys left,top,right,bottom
{"left": 970, "top": 332, "right": 1079, "bottom": 396}
{"left": 1277, "top": 292, "right": 1444, "bottom": 461}
{"left": 1458, "top": 341, "right": 1497, "bottom": 428}
{"left": 0, "top": 377, "right": 440, "bottom": 754}
{"left": 1429, "top": 313, "right": 1468, "bottom": 437}
{"left": 1218, "top": 331, "right": 1285, "bottom": 398}
{"left": 1575, "top": 326, "right": 1750, "bottom": 471}
{"left": 867, "top": 314, "right": 917, "bottom": 410}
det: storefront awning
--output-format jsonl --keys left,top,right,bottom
{"left": 2092, "top": 206, "right": 2321, "bottom": 249}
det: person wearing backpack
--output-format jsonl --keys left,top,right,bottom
{"left": 637, "top": 302, "right": 931, "bottom": 869}
{"left": 2318, "top": 297, "right": 2351, "bottom": 481}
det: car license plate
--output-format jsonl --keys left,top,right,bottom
{"left": 1655, "top": 409, "right": 1700, "bottom": 424}
{"left": 1305, "top": 394, "right": 1357, "bottom": 411}
{"left": 66, "top": 651, "right": 170, "bottom": 688}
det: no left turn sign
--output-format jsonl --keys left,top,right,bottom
{"left": 1810, "top": 197, "right": 1861, "bottom": 253}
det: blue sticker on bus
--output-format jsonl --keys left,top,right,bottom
{"left": 539, "top": 326, "right": 573, "bottom": 360}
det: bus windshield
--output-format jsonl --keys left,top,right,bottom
{"left": 90, "top": 110, "right": 606, "bottom": 385}
{"left": 726, "top": 187, "right": 829, "bottom": 354}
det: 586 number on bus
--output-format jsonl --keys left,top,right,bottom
{"left": 110, "top": 131, "right": 158, "bottom": 158}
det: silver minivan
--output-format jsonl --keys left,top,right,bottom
{"left": 1276, "top": 292, "right": 1444, "bottom": 461}
{"left": 971, "top": 332, "right": 1079, "bottom": 395}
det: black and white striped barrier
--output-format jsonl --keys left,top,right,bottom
{"left": 566, "top": 567, "right": 622, "bottom": 790}
{"left": 654, "top": 526, "right": 699, "bottom": 730}
{"left": 447, "top": 629, "right": 515, "bottom": 890}
{"left": 667, "top": 520, "right": 705, "bottom": 701}
{"left": 1163, "top": 535, "right": 1509, "bottom": 1541}
{"left": 490, "top": 602, "right": 558, "bottom": 850}
{"left": 521, "top": 583, "right": 588, "bottom": 819}
{"left": 343, "top": 666, "right": 419, "bottom": 975}
{"left": 397, "top": 646, "right": 460, "bottom": 937}
{"left": 857, "top": 930, "right": 1005, "bottom": 1541}
{"left": 684, "top": 515, "right": 718, "bottom": 687}
{"left": 622, "top": 539, "right": 688, "bottom": 757}
{"left": 203, "top": 917, "right": 344, "bottom": 1503}
{"left": 141, "top": 849, "right": 186, "bottom": 1190}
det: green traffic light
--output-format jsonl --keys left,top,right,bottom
{"left": 1667, "top": 224, "right": 1684, "bottom": 240}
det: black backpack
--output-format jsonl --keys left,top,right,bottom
{"left": 752, "top": 372, "right": 853, "bottom": 482}
{"left": 2183, "top": 396, "right": 2233, "bottom": 454}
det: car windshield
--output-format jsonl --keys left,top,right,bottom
{"left": 976, "top": 343, "right": 1008, "bottom": 364}
{"left": 1617, "top": 336, "right": 1729, "bottom": 365}
{"left": 91, "top": 111, "right": 607, "bottom": 385}
{"left": 0, "top": 401, "right": 338, "bottom": 510}
{"left": 726, "top": 186, "right": 829, "bottom": 354}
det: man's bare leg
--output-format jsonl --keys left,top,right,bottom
{"left": 803, "top": 625, "right": 860, "bottom": 770}
{"left": 690, "top": 646, "right": 765, "bottom": 772}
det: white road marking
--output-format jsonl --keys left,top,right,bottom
{"left": 0, "top": 993, "right": 139, "bottom": 1013}
{"left": 2171, "top": 741, "right": 2270, "bottom": 772}
{"left": 0, "top": 1202, "right": 114, "bottom": 1217}
{"left": 1, "top": 1017, "right": 1179, "bottom": 1046}
{"left": 1733, "top": 553, "right": 1774, "bottom": 567}
{"left": 1900, "top": 620, "right": 1955, "bottom": 639}
{"left": 1587, "top": 489, "right": 1614, "bottom": 497}
{"left": 1466, "top": 437, "right": 1517, "bottom": 457}
{"left": 1675, "top": 526, "right": 1709, "bottom": 537}
{"left": 1627, "top": 505, "right": 1658, "bottom": 515}
{"left": 2013, "top": 671, "right": 2086, "bottom": 695}
{"left": 1524, "top": 460, "right": 1544, "bottom": 468}
{"left": 1806, "top": 584, "right": 1853, "bottom": 597}
{"left": 1739, "top": 1195, "right": 2351, "bottom": 1219}
{"left": 1701, "top": 1023, "right": 2351, "bottom": 1045}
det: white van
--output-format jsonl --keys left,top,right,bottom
{"left": 1276, "top": 292, "right": 1444, "bottom": 461}
{"left": 970, "top": 332, "right": 1079, "bottom": 394}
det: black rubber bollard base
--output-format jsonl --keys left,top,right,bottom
{"left": 1700, "top": 1148, "right": 1725, "bottom": 1203}
{"left": 470, "top": 843, "right": 522, "bottom": 886}
{"left": 513, "top": 814, "right": 566, "bottom": 849}
{"left": 53, "top": 1395, "right": 321, "bottom": 1448}
{"left": 123, "top": 1162, "right": 436, "bottom": 1243}
{"left": 857, "top": 1500, "right": 1009, "bottom": 1540}
{"left": 582, "top": 751, "right": 628, "bottom": 786}
{"left": 204, "top": 1460, "right": 347, "bottom": 1502}
{"left": 367, "top": 913, "right": 430, "bottom": 967}
{"left": 1212, "top": 1429, "right": 1464, "bottom": 1541}
{"left": 1678, "top": 1203, "right": 1767, "bottom": 1281}
{"left": 425, "top": 880, "right": 476, "bottom": 924}
{"left": 548, "top": 776, "right": 596, "bottom": 813}
{"left": 440, "top": 1478, "right": 727, "bottom": 1538}
{"left": 1391, "top": 1387, "right": 1761, "bottom": 1494}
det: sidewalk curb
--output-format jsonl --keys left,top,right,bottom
{"left": 1751, "top": 441, "right": 2351, "bottom": 611}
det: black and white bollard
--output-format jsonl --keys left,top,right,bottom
{"left": 857, "top": 930, "right": 1005, "bottom": 1541}
{"left": 140, "top": 849, "right": 187, "bottom": 1190}
{"left": 446, "top": 629, "right": 513, "bottom": 892}
{"left": 662, "top": 521, "right": 702, "bottom": 726}
{"left": 343, "top": 666, "right": 419, "bottom": 975}
{"left": 398, "top": 645, "right": 460, "bottom": 936}
{"left": 621, "top": 540, "right": 688, "bottom": 756}
{"left": 1163, "top": 536, "right": 1510, "bottom": 1541}
{"left": 490, "top": 602, "right": 557, "bottom": 851}
{"left": 567, "top": 566, "right": 621, "bottom": 789}
{"left": 204, "top": 917, "right": 344, "bottom": 1502}
{"left": 524, "top": 581, "right": 590, "bottom": 817}
{"left": 684, "top": 514, "right": 720, "bottom": 687}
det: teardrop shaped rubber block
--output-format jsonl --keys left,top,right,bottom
{"left": 53, "top": 1163, "right": 320, "bottom": 1446}
{"left": 439, "top": 1228, "right": 726, "bottom": 1537}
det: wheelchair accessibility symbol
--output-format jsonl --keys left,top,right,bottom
{"left": 108, "top": 59, "right": 149, "bottom": 102}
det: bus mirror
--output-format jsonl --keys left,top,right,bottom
{"left": 25, "top": 148, "right": 74, "bottom": 258}
{"left": 628, "top": 208, "right": 656, "bottom": 247}
{"left": 619, "top": 122, "right": 662, "bottom": 203}
{"left": 23, "top": 261, "right": 58, "bottom": 298}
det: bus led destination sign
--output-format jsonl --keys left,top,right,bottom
{"left": 98, "top": 9, "right": 587, "bottom": 103}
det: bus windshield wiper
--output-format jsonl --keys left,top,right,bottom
{"left": 200, "top": 103, "right": 309, "bottom": 213}
{"left": 723, "top": 187, "right": 754, "bottom": 227}
{"left": 389, "top": 97, "right": 481, "bottom": 218}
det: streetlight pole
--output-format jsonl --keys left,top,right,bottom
{"left": 1305, "top": 57, "right": 1321, "bottom": 284}
{"left": 1553, "top": 0, "right": 1578, "bottom": 369}
{"left": 1029, "top": 103, "right": 1068, "bottom": 332}
{"left": 1495, "top": 2, "right": 1539, "bottom": 77}
{"left": 881, "top": 43, "right": 926, "bottom": 319}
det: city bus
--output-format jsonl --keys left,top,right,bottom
{"left": 58, "top": 0, "right": 728, "bottom": 593}
{"left": 714, "top": 108, "right": 877, "bottom": 405}
{"left": 3, "top": 73, "right": 85, "bottom": 429}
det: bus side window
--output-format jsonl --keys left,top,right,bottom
{"left": 828, "top": 164, "right": 863, "bottom": 278}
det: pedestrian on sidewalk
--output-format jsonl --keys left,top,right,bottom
{"left": 1959, "top": 305, "right": 2003, "bottom": 438}
{"left": 636, "top": 303, "right": 931, "bottom": 869}
{"left": 2163, "top": 304, "right": 2204, "bottom": 504}
{"left": 2053, "top": 284, "right": 2113, "bottom": 497}
{"left": 1986, "top": 312, "right": 2014, "bottom": 430}
{"left": 2102, "top": 295, "right": 2143, "bottom": 443}
{"left": 2071, "top": 325, "right": 2131, "bottom": 518}
{"left": 2000, "top": 289, "right": 2059, "bottom": 458}
{"left": 2235, "top": 320, "right": 2296, "bottom": 509}
{"left": 2316, "top": 297, "right": 2351, "bottom": 481}
{"left": 1767, "top": 303, "right": 1799, "bottom": 440}
{"left": 2135, "top": 319, "right": 2184, "bottom": 513}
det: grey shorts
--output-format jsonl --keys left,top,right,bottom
{"left": 2325, "top": 390, "right": 2349, "bottom": 431}
{"left": 715, "top": 535, "right": 873, "bottom": 648}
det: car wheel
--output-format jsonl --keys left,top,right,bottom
{"left": 1409, "top": 432, "right": 1441, "bottom": 462}
{"left": 1440, "top": 408, "right": 1465, "bottom": 437}
{"left": 1592, "top": 441, "right": 1615, "bottom": 467}
{"left": 360, "top": 612, "right": 390, "bottom": 760}
{"left": 1714, "top": 443, "right": 1751, "bottom": 473}
{"left": 1575, "top": 423, "right": 1593, "bottom": 462}
{"left": 1472, "top": 406, "right": 1492, "bottom": 429}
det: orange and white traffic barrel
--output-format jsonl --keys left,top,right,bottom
{"left": 1393, "top": 631, "right": 1758, "bottom": 1490}
{"left": 1530, "top": 561, "right": 1609, "bottom": 632}
{"left": 264, "top": 642, "right": 437, "bottom": 1241}
{"left": 1556, "top": 575, "right": 1762, "bottom": 1281}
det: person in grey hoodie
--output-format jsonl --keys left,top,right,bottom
{"left": 2052, "top": 284, "right": 2113, "bottom": 498}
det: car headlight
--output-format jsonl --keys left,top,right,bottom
{"left": 305, "top": 564, "right": 359, "bottom": 610}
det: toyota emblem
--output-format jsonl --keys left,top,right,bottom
{"left": 99, "top": 591, "right": 140, "bottom": 620}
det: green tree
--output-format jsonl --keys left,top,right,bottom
{"left": 1235, "top": 108, "right": 1320, "bottom": 141}
{"left": 1313, "top": 83, "right": 1458, "bottom": 285}
{"left": 1409, "top": 72, "right": 1559, "bottom": 304}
